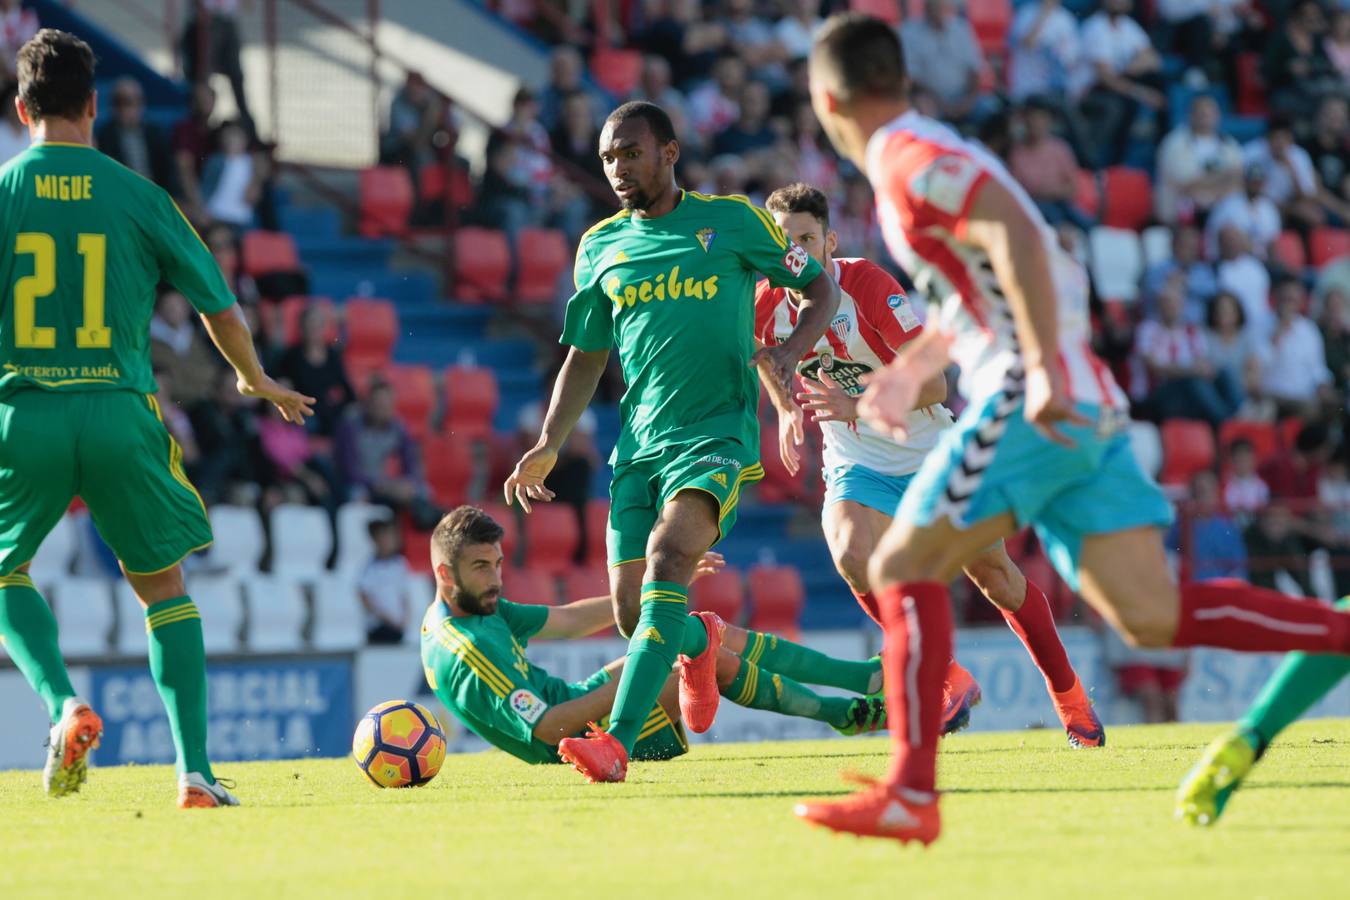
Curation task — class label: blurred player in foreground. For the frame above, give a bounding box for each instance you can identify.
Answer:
[504,101,839,782]
[0,30,312,807]
[420,507,887,765]
[796,14,1350,844]
[754,182,1101,746]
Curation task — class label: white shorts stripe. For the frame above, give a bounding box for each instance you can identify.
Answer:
[1193,606,1329,636]
[902,594,922,747]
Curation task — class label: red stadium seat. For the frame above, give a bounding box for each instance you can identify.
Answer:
[421,434,474,508]
[1160,419,1216,485]
[967,0,1012,55]
[277,295,338,346]
[1075,169,1100,220]
[515,228,569,305]
[399,515,434,574]
[385,364,436,440]
[690,568,744,626]
[485,433,521,504]
[591,49,643,96]
[1235,53,1267,117]
[343,297,399,365]
[346,354,386,398]
[442,365,499,440]
[1310,227,1350,267]
[523,504,581,575]
[849,0,902,26]
[1100,167,1153,231]
[359,166,414,238]
[502,567,559,606]
[453,227,511,303]
[241,230,299,278]
[1016,550,1074,620]
[585,498,610,566]
[747,565,805,640]
[481,502,520,560]
[1218,420,1278,463]
[418,162,474,212]
[1278,417,1305,451]
[564,566,612,603]
[1273,231,1307,271]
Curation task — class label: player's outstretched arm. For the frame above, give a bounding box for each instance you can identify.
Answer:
[753,341,805,476]
[505,346,609,512]
[200,305,316,424]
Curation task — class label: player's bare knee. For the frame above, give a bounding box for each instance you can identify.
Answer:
[966,556,1022,611]
[646,545,702,586]
[1113,605,1177,649]
[122,564,186,607]
[612,591,640,637]
[715,648,742,688]
[833,546,872,594]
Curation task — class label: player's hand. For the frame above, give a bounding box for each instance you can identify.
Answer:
[238,376,315,425]
[503,444,558,513]
[777,401,804,476]
[750,343,800,398]
[1023,363,1091,448]
[691,551,726,583]
[857,364,920,442]
[797,368,858,425]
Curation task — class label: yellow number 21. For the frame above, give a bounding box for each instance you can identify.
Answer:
[13,231,110,349]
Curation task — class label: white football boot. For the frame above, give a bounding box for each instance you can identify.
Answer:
[178,772,240,809]
[43,697,103,798]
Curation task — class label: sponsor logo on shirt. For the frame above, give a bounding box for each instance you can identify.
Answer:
[798,354,874,395]
[509,689,547,724]
[695,227,717,252]
[888,293,922,331]
[783,243,810,277]
[696,454,743,469]
[605,265,720,307]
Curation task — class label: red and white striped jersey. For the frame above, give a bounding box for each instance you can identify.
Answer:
[755,257,953,476]
[1132,320,1208,395]
[865,111,1126,408]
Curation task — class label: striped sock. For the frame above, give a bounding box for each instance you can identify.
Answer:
[145,596,213,781]
[741,628,879,694]
[723,657,853,728]
[607,581,688,752]
[0,573,76,723]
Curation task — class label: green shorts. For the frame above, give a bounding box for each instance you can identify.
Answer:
[560,668,689,762]
[0,389,213,577]
[607,437,764,567]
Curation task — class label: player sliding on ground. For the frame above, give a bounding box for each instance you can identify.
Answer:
[0,30,313,807]
[504,101,840,782]
[420,507,886,764]
[796,14,1350,845]
[754,183,1101,746]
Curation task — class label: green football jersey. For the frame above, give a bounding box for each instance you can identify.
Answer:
[420,596,576,765]
[0,142,235,399]
[561,191,824,464]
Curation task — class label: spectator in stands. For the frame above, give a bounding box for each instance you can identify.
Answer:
[257,383,342,516]
[172,82,218,224]
[1302,95,1350,219]
[204,221,260,307]
[517,391,601,564]
[1008,0,1084,105]
[1224,438,1271,522]
[689,52,745,147]
[1206,165,1281,260]
[1079,0,1165,167]
[1155,94,1244,226]
[335,378,440,529]
[1158,0,1259,81]
[1143,225,1217,322]
[900,0,988,125]
[1317,286,1350,391]
[634,55,691,141]
[832,176,882,262]
[153,370,201,475]
[180,0,255,138]
[1245,114,1324,233]
[0,0,38,84]
[708,153,750,198]
[0,80,29,166]
[472,135,533,240]
[279,305,354,438]
[1264,0,1337,120]
[713,81,776,157]
[775,0,821,63]
[96,77,176,194]
[1245,502,1316,594]
[1179,470,1249,580]
[380,71,440,171]
[150,288,221,412]
[1326,10,1350,85]
[551,90,605,185]
[359,518,415,645]
[1205,290,1266,415]
[1133,279,1241,427]
[538,46,585,131]
[635,0,728,88]
[1263,421,1332,507]
[723,0,787,86]
[792,101,839,197]
[1214,225,1274,342]
[190,368,265,506]
[975,109,1015,163]
[1009,99,1092,230]
[201,120,262,230]
[1319,452,1350,595]
[1262,277,1336,417]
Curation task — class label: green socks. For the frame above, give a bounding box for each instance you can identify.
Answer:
[0,574,76,723]
[741,629,881,695]
[145,596,214,781]
[723,657,855,729]
[608,582,690,752]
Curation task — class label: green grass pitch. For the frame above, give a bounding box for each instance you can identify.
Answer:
[2,722,1349,898]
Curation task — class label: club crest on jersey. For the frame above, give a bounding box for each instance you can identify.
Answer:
[695,227,717,252]
[612,249,629,265]
[830,315,852,342]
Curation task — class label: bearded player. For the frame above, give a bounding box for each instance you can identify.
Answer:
[503,101,840,782]
[796,14,1350,844]
[754,182,1101,746]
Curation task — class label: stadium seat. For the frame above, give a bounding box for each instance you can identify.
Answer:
[277,295,338,346]
[1127,420,1163,478]
[241,230,300,278]
[422,433,475,508]
[51,576,113,657]
[1277,417,1304,451]
[1218,419,1279,462]
[591,48,643,96]
[482,502,520,561]
[1100,167,1153,231]
[243,576,308,652]
[515,228,569,305]
[28,513,76,587]
[502,567,558,606]
[399,516,435,574]
[334,502,389,576]
[1088,227,1143,302]
[346,354,386,399]
[690,568,744,625]
[849,0,902,25]
[442,365,499,440]
[269,504,334,583]
[418,162,474,216]
[523,504,581,575]
[967,0,1012,56]
[358,166,415,238]
[385,364,437,440]
[585,498,610,566]
[1273,231,1307,272]
[186,574,244,654]
[1160,419,1216,485]
[747,565,805,640]
[564,566,611,604]
[1141,225,1173,270]
[201,505,266,577]
[113,580,148,656]
[344,297,399,366]
[453,228,511,303]
[1310,227,1350,267]
[1074,169,1100,221]
[311,573,366,651]
[1235,52,1267,117]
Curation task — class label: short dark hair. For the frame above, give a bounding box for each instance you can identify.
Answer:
[605,100,677,145]
[1205,290,1246,331]
[432,506,506,568]
[766,182,831,229]
[811,13,907,103]
[1228,437,1254,457]
[16,29,96,123]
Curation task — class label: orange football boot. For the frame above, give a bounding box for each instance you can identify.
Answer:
[558,722,629,783]
[678,611,725,733]
[1051,676,1106,748]
[795,776,941,845]
[941,659,982,736]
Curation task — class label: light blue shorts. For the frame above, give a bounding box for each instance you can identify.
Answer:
[896,391,1174,591]
[823,463,916,516]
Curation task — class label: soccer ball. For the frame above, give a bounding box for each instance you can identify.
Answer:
[352,700,447,788]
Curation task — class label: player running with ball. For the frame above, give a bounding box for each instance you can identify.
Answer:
[504,101,840,782]
[796,14,1350,844]
[753,182,1101,746]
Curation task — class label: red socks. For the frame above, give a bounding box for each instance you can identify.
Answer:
[852,589,882,627]
[877,581,951,794]
[1001,581,1077,693]
[1174,580,1350,653]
